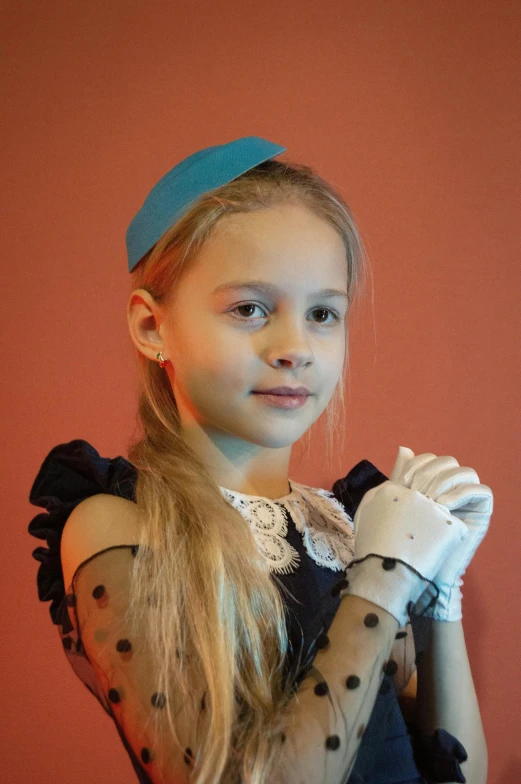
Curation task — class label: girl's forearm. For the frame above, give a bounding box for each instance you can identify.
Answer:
[411,616,487,784]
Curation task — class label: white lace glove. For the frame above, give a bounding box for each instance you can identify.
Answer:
[390,446,494,621]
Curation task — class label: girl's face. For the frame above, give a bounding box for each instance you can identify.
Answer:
[164,202,348,449]
[131,202,349,457]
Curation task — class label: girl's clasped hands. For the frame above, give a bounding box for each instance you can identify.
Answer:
[390,446,494,622]
[343,446,494,627]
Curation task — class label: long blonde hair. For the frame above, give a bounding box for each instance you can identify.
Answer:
[125,158,369,783]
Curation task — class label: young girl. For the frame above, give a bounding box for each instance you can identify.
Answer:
[28,136,492,784]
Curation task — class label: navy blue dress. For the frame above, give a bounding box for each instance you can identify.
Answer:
[28,440,467,784]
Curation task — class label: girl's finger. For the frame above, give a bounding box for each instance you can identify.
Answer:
[436,484,494,514]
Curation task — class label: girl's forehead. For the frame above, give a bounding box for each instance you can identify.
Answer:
[202,208,346,267]
[174,206,348,297]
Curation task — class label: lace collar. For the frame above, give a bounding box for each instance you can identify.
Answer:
[218,480,355,576]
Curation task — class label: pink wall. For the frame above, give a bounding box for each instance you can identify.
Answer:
[3,2,520,782]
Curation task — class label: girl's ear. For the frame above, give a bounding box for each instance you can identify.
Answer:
[126,288,165,362]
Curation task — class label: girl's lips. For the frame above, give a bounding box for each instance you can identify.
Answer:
[252,387,310,396]
[252,392,310,409]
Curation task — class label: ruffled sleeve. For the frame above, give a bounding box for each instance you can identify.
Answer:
[28,439,137,633]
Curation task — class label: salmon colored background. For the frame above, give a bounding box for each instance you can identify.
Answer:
[2,1,519,782]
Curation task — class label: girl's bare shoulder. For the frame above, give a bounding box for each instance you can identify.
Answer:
[60,493,141,591]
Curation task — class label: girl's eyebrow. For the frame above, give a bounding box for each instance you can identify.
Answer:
[212,279,349,301]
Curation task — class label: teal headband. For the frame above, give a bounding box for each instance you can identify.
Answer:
[125,135,287,272]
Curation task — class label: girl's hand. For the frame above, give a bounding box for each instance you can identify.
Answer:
[390,446,494,621]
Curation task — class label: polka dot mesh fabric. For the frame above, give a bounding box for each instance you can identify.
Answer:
[60,546,422,784]
[28,439,469,784]
[63,546,204,782]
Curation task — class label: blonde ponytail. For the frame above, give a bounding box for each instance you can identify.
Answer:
[125,158,369,783]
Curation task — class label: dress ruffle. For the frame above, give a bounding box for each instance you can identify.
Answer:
[28,439,137,632]
[409,727,468,783]
[331,456,389,516]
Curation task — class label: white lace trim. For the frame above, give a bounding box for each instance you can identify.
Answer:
[218,480,355,576]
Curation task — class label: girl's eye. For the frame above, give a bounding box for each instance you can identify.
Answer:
[229,302,341,327]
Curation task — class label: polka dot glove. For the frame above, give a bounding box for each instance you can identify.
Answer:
[345,447,469,628]
[390,447,493,622]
